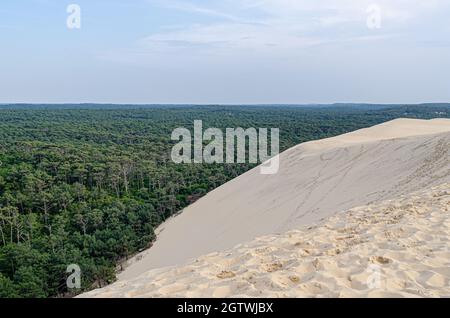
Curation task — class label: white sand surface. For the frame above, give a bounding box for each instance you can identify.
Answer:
[81,183,450,298]
[117,119,450,280]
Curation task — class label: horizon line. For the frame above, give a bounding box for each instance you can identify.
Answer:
[1,102,450,107]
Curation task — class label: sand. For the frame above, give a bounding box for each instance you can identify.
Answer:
[118,119,450,280]
[81,183,450,298]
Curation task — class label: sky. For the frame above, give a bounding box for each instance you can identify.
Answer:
[1,0,450,104]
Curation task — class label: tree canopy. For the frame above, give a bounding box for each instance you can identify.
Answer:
[0,104,448,297]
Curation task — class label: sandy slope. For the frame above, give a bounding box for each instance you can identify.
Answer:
[81,183,450,298]
[118,119,450,280]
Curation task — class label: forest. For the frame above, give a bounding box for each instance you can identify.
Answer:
[0,104,448,297]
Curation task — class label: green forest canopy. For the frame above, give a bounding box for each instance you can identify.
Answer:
[0,104,448,297]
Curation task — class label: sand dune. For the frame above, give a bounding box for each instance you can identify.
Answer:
[81,183,450,298]
[118,119,450,280]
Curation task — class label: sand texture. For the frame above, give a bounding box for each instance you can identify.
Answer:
[119,119,450,279]
[79,118,450,298]
[81,183,450,298]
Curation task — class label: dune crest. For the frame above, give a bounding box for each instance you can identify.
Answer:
[297,118,450,153]
[81,183,450,298]
[116,119,450,280]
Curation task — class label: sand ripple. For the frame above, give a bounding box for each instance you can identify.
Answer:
[81,183,450,298]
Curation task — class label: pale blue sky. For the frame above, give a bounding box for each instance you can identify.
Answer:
[1,0,450,104]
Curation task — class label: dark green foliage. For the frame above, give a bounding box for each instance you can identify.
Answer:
[0,104,448,297]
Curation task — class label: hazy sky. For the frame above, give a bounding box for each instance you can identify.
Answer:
[1,0,450,104]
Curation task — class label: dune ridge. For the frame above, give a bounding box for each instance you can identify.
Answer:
[297,118,450,153]
[118,119,450,280]
[81,182,450,298]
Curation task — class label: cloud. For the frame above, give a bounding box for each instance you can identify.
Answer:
[101,0,450,65]
[148,0,244,22]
